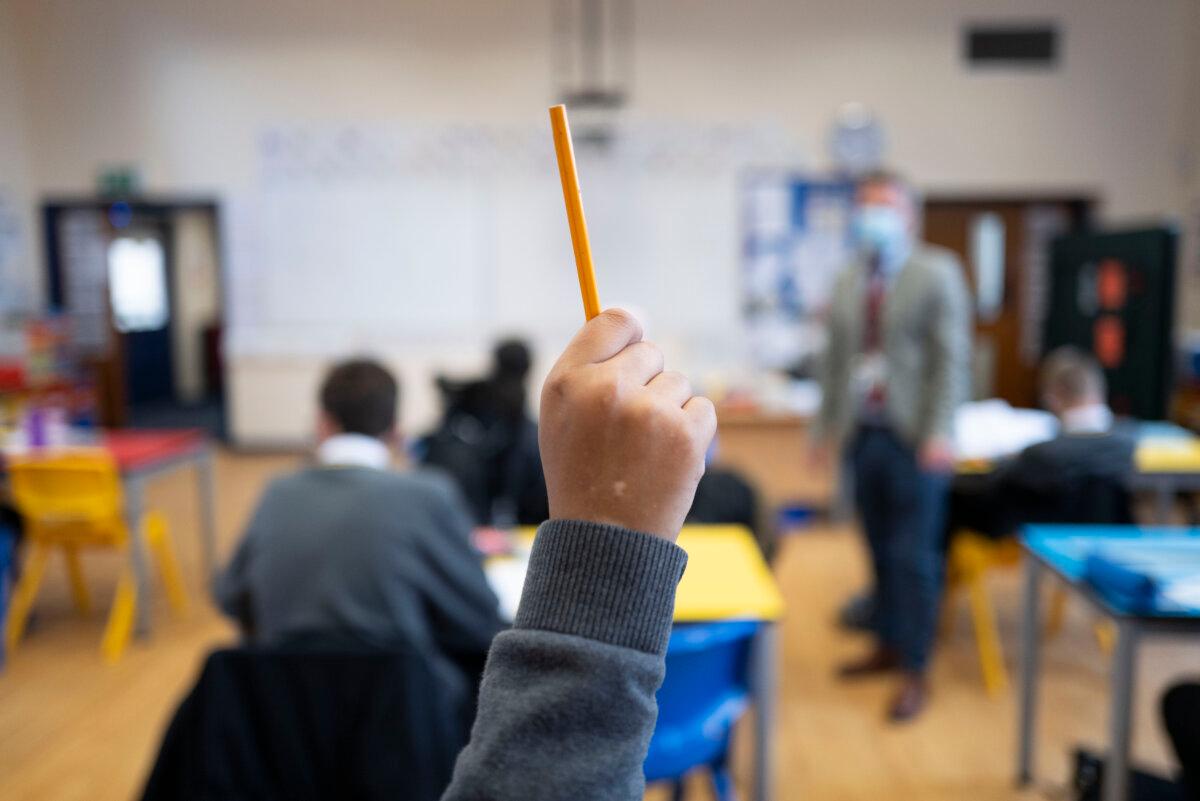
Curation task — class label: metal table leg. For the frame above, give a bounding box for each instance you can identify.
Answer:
[1017,558,1042,786]
[124,476,153,637]
[196,445,217,580]
[1103,620,1139,801]
[750,622,778,801]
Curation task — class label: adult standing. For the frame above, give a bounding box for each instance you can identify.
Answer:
[813,170,972,721]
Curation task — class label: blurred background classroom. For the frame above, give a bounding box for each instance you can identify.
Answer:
[2,0,1200,799]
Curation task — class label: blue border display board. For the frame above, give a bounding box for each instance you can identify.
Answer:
[741,173,855,369]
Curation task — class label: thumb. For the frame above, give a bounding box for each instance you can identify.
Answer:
[557,308,644,369]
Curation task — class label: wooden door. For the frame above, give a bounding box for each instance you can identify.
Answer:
[923,196,1093,408]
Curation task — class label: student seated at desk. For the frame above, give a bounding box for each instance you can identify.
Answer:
[421,338,549,526]
[163,312,715,801]
[949,346,1136,537]
[213,359,504,694]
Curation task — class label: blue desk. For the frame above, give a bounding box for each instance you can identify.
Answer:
[1017,525,1200,801]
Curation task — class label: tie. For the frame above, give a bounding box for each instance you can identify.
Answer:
[864,259,887,408]
[864,258,886,352]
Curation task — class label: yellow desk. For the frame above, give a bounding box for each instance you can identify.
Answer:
[675,526,783,801]
[1134,439,1200,522]
[505,524,784,622]
[499,524,783,801]
[1136,439,1200,472]
[673,525,785,622]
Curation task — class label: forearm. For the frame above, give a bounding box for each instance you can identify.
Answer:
[442,520,687,801]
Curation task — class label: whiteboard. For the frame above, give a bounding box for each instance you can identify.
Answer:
[225,122,799,359]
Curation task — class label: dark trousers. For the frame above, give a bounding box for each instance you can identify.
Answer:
[850,426,949,672]
[1163,682,1200,800]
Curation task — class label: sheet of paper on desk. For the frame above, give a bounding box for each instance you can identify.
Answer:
[486,556,529,623]
[954,399,1057,461]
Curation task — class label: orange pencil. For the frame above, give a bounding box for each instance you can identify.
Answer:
[549,104,602,320]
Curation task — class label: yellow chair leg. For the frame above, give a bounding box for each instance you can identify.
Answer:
[101,569,137,664]
[63,545,93,616]
[939,586,959,638]
[5,543,51,653]
[144,512,188,616]
[1044,586,1068,639]
[1094,619,1116,655]
[966,570,1009,696]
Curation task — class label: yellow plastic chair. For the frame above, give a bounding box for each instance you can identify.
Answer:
[3,452,188,663]
[943,530,1022,696]
[944,529,1115,696]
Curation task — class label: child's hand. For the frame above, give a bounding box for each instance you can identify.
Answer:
[539,308,717,542]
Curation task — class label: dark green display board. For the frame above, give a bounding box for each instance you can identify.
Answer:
[1045,227,1177,420]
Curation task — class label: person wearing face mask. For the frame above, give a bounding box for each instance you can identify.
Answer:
[812,170,972,721]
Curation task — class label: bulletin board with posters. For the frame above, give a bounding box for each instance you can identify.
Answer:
[1044,227,1178,419]
[741,173,857,369]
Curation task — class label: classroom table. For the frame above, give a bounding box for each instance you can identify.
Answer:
[2,428,216,636]
[1016,525,1200,801]
[488,524,785,801]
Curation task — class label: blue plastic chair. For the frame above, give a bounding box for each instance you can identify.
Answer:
[0,525,16,669]
[644,619,759,801]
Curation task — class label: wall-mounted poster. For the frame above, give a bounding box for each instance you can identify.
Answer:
[1045,226,1178,419]
[741,173,856,370]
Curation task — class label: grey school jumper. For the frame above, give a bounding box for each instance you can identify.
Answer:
[442,520,688,801]
[213,466,504,663]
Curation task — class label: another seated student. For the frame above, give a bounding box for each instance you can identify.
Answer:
[421,338,549,526]
[213,359,504,691]
[949,346,1136,538]
[686,437,773,560]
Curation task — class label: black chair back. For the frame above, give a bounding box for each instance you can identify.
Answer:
[141,638,467,801]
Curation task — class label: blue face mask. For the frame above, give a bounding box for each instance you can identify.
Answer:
[852,204,909,267]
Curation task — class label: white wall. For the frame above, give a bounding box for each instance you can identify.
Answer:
[1180,0,1200,331]
[6,0,1199,443]
[0,0,36,312]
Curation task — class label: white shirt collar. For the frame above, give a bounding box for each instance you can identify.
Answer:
[1060,403,1114,435]
[315,433,392,469]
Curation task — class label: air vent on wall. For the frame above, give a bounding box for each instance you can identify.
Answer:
[965,24,1059,69]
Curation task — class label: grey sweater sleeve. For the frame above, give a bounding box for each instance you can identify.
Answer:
[441,519,688,801]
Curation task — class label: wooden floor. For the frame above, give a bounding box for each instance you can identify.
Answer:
[1,450,1196,801]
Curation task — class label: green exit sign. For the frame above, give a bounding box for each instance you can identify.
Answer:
[96,166,142,197]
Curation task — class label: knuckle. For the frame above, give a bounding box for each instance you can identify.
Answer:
[667,370,692,395]
[543,370,573,402]
[616,391,653,426]
[602,307,637,332]
[586,373,623,413]
[640,340,664,361]
[662,413,694,450]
